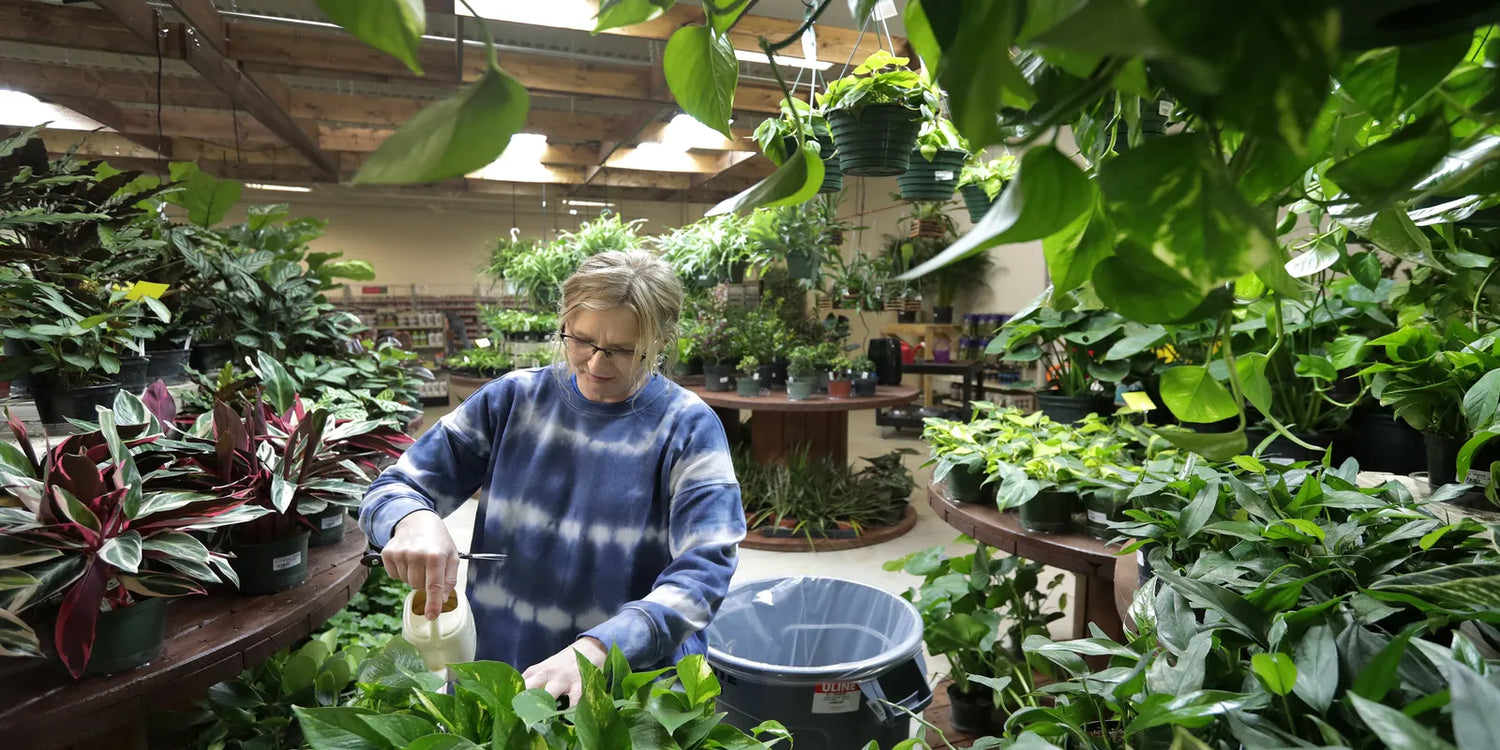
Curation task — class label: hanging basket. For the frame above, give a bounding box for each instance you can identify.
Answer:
[828,104,922,177]
[897,148,968,202]
[960,184,995,224]
[909,219,948,239]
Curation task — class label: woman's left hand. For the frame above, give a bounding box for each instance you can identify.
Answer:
[522,637,609,706]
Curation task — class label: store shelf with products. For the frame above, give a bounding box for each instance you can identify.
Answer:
[335,283,521,345]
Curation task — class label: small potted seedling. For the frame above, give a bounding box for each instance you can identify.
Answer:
[850,357,879,397]
[736,355,762,397]
[787,346,820,401]
[826,356,854,399]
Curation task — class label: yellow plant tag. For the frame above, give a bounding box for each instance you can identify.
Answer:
[1122,391,1157,412]
[126,281,169,300]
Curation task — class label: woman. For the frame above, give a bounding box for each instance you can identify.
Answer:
[360,250,745,705]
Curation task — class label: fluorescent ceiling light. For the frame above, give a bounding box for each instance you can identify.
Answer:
[245,182,312,193]
[0,89,109,131]
[564,199,614,207]
[733,48,832,71]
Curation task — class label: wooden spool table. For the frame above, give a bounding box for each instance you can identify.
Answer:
[688,384,919,466]
[0,519,370,750]
[927,480,1128,642]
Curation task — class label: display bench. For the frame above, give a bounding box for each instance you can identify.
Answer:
[689,384,919,466]
[0,521,369,750]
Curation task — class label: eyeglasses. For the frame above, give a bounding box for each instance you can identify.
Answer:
[558,332,637,361]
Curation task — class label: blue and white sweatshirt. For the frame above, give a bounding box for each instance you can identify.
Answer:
[359,366,745,671]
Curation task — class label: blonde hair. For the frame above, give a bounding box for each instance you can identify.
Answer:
[557,250,684,389]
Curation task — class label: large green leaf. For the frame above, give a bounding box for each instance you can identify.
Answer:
[1092,244,1226,323]
[1368,562,1500,615]
[254,352,299,415]
[1292,623,1337,712]
[595,0,676,33]
[1462,368,1500,432]
[663,25,737,138]
[903,0,942,72]
[98,531,142,574]
[316,0,425,74]
[353,66,529,185]
[165,163,242,228]
[706,141,823,216]
[1234,353,1273,415]
[899,146,1094,281]
[292,706,388,750]
[1043,204,1114,295]
[319,260,377,282]
[1155,565,1269,643]
[1160,365,1238,423]
[1250,652,1297,696]
[1029,0,1176,58]
[1327,113,1453,210]
[1349,693,1457,750]
[1285,243,1340,278]
[676,653,720,706]
[935,2,1031,148]
[1153,426,1248,461]
[1339,32,1472,122]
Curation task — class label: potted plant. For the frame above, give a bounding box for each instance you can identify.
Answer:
[921,409,1007,504]
[886,542,1064,735]
[826,356,854,399]
[753,97,843,194]
[0,394,265,678]
[817,51,940,177]
[735,355,761,398]
[957,155,1019,224]
[989,288,1132,423]
[849,356,878,397]
[786,346,820,401]
[897,116,971,202]
[988,412,1128,533]
[750,202,833,283]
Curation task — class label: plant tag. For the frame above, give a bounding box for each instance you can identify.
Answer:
[272,551,303,571]
[321,513,344,530]
[1466,469,1492,485]
[719,376,730,384]
[801,29,817,62]
[873,0,898,21]
[126,281,169,300]
[812,681,862,714]
[1158,99,1174,117]
[934,170,955,181]
[1087,510,1108,524]
[1122,391,1156,411]
[475,338,491,348]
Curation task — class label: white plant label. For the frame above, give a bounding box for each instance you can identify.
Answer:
[1466,469,1492,485]
[1086,510,1108,523]
[934,170,956,181]
[719,376,730,384]
[812,681,862,714]
[1158,99,1174,117]
[475,337,491,349]
[272,551,304,572]
[321,514,344,530]
[873,0,898,21]
[802,29,818,63]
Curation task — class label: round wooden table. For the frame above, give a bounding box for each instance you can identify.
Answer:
[927,480,1129,643]
[689,384,919,466]
[0,519,370,749]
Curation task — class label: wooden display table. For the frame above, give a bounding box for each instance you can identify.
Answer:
[689,384,919,466]
[0,519,370,750]
[927,480,1126,641]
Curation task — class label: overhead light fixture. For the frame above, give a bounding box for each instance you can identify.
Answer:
[245,182,312,193]
[564,199,614,207]
[569,209,579,215]
[455,0,596,29]
[0,89,110,132]
[733,48,832,71]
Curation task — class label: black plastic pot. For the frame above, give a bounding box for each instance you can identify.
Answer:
[961,184,995,224]
[898,148,968,202]
[1036,393,1116,424]
[1020,491,1075,534]
[867,337,903,387]
[725,261,749,284]
[704,364,734,392]
[945,464,992,504]
[190,341,234,373]
[1252,430,1332,462]
[116,355,150,395]
[307,506,348,547]
[79,596,169,678]
[32,381,122,425]
[771,361,788,390]
[757,364,779,391]
[786,251,819,280]
[896,310,917,323]
[1349,407,1425,474]
[852,375,878,397]
[948,683,1007,736]
[145,347,192,386]
[828,104,923,177]
[1080,489,1125,541]
[1424,432,1462,487]
[932,306,954,324]
[229,531,311,595]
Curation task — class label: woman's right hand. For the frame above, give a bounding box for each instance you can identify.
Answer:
[383,510,459,620]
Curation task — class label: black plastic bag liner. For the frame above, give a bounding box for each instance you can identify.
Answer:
[706,576,924,684]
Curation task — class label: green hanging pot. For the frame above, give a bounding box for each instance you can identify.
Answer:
[229,530,311,595]
[897,148,968,202]
[961,184,995,224]
[828,104,922,177]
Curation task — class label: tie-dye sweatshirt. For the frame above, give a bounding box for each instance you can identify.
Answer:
[359,366,745,671]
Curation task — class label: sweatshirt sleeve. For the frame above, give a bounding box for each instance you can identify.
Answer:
[358,379,509,548]
[580,406,745,667]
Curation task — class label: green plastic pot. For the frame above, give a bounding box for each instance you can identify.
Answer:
[1080,489,1125,541]
[307,506,348,547]
[945,464,992,504]
[898,148,968,202]
[79,596,169,677]
[787,251,820,280]
[961,184,994,224]
[828,104,922,177]
[230,530,311,595]
[736,377,761,397]
[1019,491,1075,534]
[787,379,815,401]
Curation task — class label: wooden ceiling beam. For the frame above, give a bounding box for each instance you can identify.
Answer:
[93,0,339,177]
[0,0,173,57]
[32,96,170,157]
[0,59,228,110]
[164,0,227,55]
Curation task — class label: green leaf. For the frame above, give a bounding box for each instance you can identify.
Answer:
[1349,693,1458,750]
[663,25,737,138]
[1251,652,1297,696]
[675,653,720,706]
[1160,365,1238,423]
[1093,245,1225,323]
[937,2,1030,148]
[403,735,481,750]
[1445,649,1500,750]
[1294,354,1338,382]
[1155,565,1268,642]
[353,66,529,185]
[360,714,442,747]
[165,163,242,228]
[1153,426,1248,461]
[1285,243,1340,278]
[319,260,377,282]
[254,352,299,415]
[1043,204,1114,295]
[1030,0,1175,58]
[903,0,941,72]
[1352,252,1384,289]
[1351,624,1418,702]
[98,530,143,574]
[292,706,388,750]
[595,0,676,34]
[1368,562,1500,615]
[1178,482,1218,540]
[706,140,823,216]
[1292,624,1337,712]
[315,0,425,74]
[900,146,1095,281]
[1235,352,1273,415]
[1463,369,1500,432]
[511,689,560,730]
[1328,113,1453,210]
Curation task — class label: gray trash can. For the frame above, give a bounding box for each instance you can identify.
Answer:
[706,577,932,750]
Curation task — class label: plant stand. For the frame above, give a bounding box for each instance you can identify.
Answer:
[690,384,918,467]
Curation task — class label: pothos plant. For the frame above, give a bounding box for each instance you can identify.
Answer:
[987,287,1141,399]
[753,97,830,166]
[958,155,1020,201]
